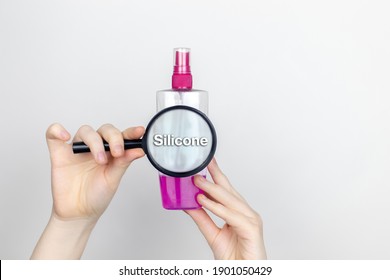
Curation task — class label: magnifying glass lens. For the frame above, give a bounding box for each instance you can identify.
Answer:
[146,107,214,176]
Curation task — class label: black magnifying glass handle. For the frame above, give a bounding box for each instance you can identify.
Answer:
[72,139,143,154]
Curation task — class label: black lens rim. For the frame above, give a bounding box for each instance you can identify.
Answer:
[142,105,217,178]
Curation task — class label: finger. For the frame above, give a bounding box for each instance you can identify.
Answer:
[119,126,145,163]
[74,125,107,164]
[208,158,245,199]
[185,208,220,246]
[105,126,145,180]
[207,158,231,187]
[197,193,245,228]
[198,194,265,256]
[122,126,145,140]
[97,124,124,158]
[194,175,256,218]
[120,126,145,162]
[46,123,72,158]
[123,147,145,163]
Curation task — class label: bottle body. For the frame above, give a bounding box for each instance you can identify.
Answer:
[157,89,208,209]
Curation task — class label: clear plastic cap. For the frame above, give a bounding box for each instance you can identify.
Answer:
[173,47,191,74]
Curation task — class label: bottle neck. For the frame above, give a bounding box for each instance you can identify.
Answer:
[172,73,193,90]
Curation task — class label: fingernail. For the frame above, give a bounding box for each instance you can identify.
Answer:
[193,175,205,186]
[97,151,106,163]
[60,130,69,140]
[113,144,123,156]
[197,194,206,202]
[137,126,145,136]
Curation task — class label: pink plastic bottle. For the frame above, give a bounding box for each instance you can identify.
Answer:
[156,48,208,210]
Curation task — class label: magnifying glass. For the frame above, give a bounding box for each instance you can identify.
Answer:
[72,105,217,177]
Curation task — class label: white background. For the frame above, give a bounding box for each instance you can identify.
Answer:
[0,0,389,259]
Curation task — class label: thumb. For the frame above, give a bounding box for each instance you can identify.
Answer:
[46,123,72,160]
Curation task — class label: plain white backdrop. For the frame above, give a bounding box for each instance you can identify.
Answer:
[0,0,389,259]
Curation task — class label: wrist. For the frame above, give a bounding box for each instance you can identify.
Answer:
[48,210,99,245]
[31,213,98,259]
[50,212,99,229]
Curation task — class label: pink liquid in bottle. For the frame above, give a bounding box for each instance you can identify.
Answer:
[159,175,206,209]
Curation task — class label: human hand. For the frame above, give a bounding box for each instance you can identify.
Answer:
[31,123,144,259]
[186,159,267,260]
[46,123,145,222]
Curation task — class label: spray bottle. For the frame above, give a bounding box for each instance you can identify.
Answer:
[156,48,208,209]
